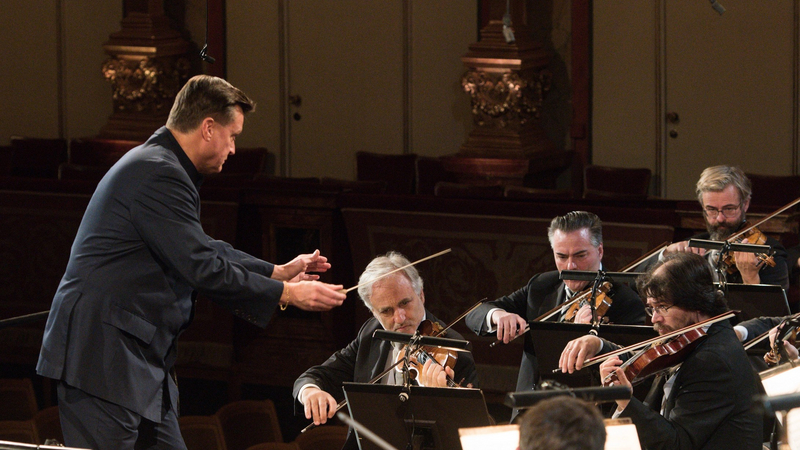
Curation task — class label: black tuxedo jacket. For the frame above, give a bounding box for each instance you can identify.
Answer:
[613,321,764,450]
[465,270,645,392]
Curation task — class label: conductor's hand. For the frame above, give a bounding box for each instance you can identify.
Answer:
[274,249,332,282]
[559,334,602,374]
[301,387,337,426]
[281,281,346,311]
[417,359,454,388]
[664,240,706,256]
[600,356,631,411]
[491,310,527,344]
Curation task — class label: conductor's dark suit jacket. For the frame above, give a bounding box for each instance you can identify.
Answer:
[293,310,479,450]
[465,270,645,392]
[37,127,284,422]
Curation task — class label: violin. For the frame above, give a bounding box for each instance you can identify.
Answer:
[575,310,735,372]
[490,243,671,349]
[764,316,800,367]
[299,299,485,434]
[604,327,707,385]
[563,281,613,323]
[721,221,776,274]
[396,319,461,387]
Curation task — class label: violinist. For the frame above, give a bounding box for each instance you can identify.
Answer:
[561,252,763,450]
[633,165,789,289]
[734,315,799,366]
[293,252,478,450]
[465,211,645,402]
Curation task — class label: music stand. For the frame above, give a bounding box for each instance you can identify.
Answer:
[527,321,657,388]
[342,383,492,450]
[722,283,790,322]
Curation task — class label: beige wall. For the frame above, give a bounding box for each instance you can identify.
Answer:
[1,1,561,183]
[0,1,121,145]
[1,1,62,143]
[591,1,658,172]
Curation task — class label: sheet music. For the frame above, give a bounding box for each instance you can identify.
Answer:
[787,409,800,450]
[604,423,642,450]
[761,365,800,397]
[458,424,519,450]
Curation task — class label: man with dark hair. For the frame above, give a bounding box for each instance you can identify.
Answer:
[465,211,645,398]
[560,252,763,450]
[294,251,479,450]
[37,75,347,450]
[635,165,788,289]
[517,396,606,450]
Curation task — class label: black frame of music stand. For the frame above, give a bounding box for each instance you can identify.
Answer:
[342,383,491,450]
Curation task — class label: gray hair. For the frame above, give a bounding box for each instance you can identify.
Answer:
[547,211,603,248]
[695,165,751,205]
[357,251,424,310]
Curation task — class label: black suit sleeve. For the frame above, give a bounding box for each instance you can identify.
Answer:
[603,283,646,325]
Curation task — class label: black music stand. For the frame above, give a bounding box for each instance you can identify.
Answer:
[342,383,492,450]
[527,322,657,388]
[722,283,790,322]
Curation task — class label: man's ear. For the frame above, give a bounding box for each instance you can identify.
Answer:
[201,117,215,141]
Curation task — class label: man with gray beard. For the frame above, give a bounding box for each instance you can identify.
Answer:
[635,165,788,289]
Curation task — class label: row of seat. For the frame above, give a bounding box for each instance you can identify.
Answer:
[180,412,346,450]
[5,137,800,204]
[0,406,61,445]
[0,379,342,450]
[0,136,274,184]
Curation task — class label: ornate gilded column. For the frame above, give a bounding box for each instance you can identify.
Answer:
[98,1,191,141]
[443,1,569,187]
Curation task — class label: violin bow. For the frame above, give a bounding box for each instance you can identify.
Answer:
[490,242,671,348]
[743,311,800,351]
[728,196,800,242]
[577,310,737,370]
[433,298,488,338]
[342,249,451,294]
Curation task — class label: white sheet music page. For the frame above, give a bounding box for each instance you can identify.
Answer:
[458,424,518,450]
[604,419,642,450]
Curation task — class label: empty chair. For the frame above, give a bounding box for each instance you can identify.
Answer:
[9,136,68,179]
[69,138,140,167]
[319,177,386,194]
[179,415,227,450]
[504,185,574,200]
[32,406,63,445]
[433,181,504,199]
[745,172,800,207]
[0,378,38,421]
[58,162,110,182]
[415,156,458,195]
[583,164,651,200]
[246,443,300,450]
[293,425,348,450]
[215,400,283,450]
[356,151,418,195]
[0,420,38,444]
[0,145,12,176]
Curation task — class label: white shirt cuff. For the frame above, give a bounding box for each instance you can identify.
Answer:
[485,308,504,332]
[297,383,321,403]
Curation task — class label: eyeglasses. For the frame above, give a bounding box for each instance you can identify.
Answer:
[703,203,741,218]
[644,304,674,317]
